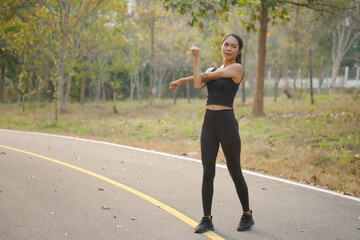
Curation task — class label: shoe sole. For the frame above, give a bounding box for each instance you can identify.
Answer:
[194,227,215,233]
[237,222,254,232]
[237,226,251,231]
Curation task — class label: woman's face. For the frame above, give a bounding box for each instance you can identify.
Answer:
[222,36,240,62]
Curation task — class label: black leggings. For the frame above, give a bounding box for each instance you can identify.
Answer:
[200,109,249,216]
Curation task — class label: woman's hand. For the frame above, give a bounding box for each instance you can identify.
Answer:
[169,79,182,91]
[191,46,200,58]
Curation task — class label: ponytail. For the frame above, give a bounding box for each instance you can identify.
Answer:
[236,52,242,64]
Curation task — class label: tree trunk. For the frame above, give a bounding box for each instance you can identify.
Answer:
[136,70,141,104]
[309,64,314,105]
[140,67,145,104]
[308,19,315,105]
[274,69,281,102]
[64,71,72,104]
[0,64,5,103]
[112,73,118,113]
[241,36,249,103]
[186,82,191,103]
[130,75,135,100]
[282,56,291,99]
[292,6,300,104]
[54,80,58,121]
[80,74,86,105]
[60,71,72,113]
[251,1,267,117]
[148,4,155,105]
[318,66,326,94]
[149,32,154,105]
[330,55,342,91]
[171,67,177,104]
[156,64,167,99]
[58,0,71,113]
[298,69,303,100]
[102,73,105,103]
[95,71,103,102]
[58,58,66,112]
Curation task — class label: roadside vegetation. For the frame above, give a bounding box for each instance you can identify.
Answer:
[1,94,359,197]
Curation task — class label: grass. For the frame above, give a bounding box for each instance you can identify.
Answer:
[1,94,359,197]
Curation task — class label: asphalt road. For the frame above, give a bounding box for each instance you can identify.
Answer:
[0,129,359,240]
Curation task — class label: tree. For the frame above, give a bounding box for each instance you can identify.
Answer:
[163,0,355,116]
[163,0,290,116]
[34,0,106,113]
[308,12,315,105]
[0,0,46,107]
[251,0,268,116]
[0,39,10,103]
[329,1,360,91]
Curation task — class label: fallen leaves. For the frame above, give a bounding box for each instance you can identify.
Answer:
[101,206,111,210]
[341,191,352,196]
[97,187,106,191]
[302,175,319,185]
[0,152,6,155]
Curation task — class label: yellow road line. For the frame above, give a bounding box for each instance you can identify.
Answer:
[0,145,225,240]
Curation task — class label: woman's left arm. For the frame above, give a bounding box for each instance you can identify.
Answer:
[202,63,244,84]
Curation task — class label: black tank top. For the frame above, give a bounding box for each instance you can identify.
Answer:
[206,67,240,108]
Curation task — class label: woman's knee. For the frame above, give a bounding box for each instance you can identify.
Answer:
[203,167,216,182]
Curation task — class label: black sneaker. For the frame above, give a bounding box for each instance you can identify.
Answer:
[237,210,254,231]
[194,216,214,233]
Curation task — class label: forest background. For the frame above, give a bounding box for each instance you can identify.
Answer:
[0,0,359,197]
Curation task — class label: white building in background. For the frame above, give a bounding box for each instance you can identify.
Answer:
[265,66,360,90]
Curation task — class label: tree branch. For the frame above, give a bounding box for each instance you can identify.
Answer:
[285,0,356,17]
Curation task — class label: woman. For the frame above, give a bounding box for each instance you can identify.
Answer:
[169,33,254,233]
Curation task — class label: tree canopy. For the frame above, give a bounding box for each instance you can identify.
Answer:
[0,0,359,118]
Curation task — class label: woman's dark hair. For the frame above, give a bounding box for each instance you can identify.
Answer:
[221,33,243,64]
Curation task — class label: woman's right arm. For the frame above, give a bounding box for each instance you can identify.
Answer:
[169,68,213,91]
[169,46,211,91]
[169,77,192,91]
[191,46,203,90]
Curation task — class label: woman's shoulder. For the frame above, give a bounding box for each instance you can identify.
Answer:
[227,63,243,70]
[218,63,242,71]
